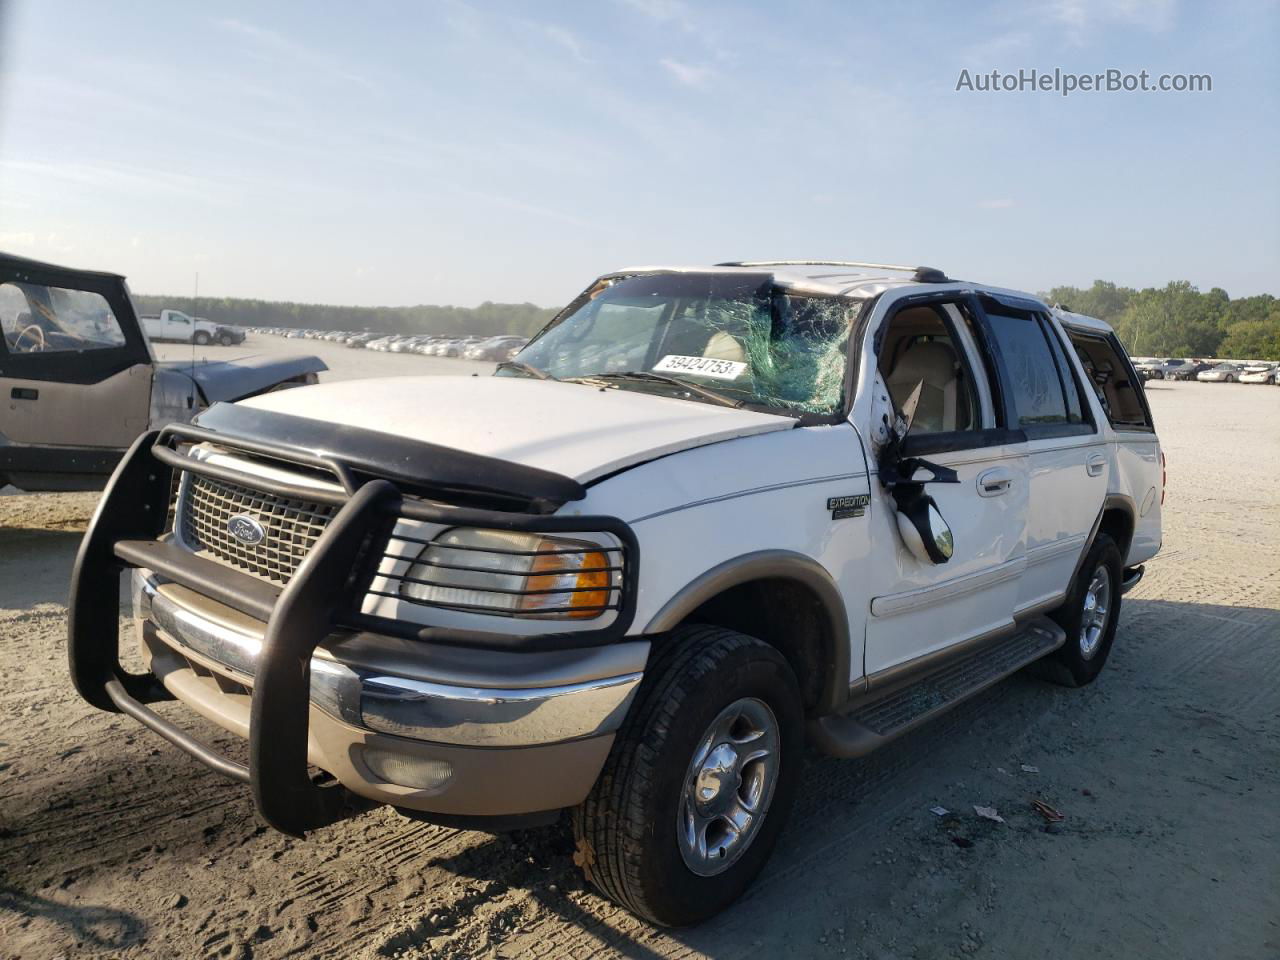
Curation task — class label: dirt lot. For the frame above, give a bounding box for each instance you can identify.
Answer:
[1,374,1277,960]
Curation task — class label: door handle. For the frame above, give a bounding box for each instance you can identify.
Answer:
[1086,455,1106,477]
[977,468,1012,497]
[10,387,38,400]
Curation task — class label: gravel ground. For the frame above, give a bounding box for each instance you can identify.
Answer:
[1,372,1277,960]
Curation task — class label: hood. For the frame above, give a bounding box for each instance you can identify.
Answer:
[158,353,327,403]
[237,375,794,483]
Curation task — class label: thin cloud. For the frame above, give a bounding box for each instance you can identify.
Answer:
[1046,0,1177,40]
[978,198,1016,209]
[618,0,694,28]
[660,58,714,87]
[213,17,379,92]
[541,25,591,63]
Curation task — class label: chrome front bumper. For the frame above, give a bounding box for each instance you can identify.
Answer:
[133,570,644,749]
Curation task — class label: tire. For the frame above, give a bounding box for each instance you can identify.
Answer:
[573,626,804,926]
[1044,533,1123,687]
[1226,375,1235,383]
[193,331,211,346]
[218,333,234,346]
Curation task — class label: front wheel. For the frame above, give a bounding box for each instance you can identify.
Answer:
[193,331,211,346]
[1044,533,1123,687]
[217,332,234,346]
[573,626,803,926]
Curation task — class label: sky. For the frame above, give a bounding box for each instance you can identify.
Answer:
[0,0,1276,308]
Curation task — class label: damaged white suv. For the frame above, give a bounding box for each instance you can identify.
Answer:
[69,261,1163,925]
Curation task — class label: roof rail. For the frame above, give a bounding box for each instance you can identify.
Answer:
[715,260,950,283]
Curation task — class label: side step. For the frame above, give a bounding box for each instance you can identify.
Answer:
[811,617,1066,759]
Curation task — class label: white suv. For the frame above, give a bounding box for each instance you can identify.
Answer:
[69,260,1162,925]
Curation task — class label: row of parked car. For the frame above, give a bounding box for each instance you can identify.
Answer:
[245,327,530,361]
[1133,357,1279,384]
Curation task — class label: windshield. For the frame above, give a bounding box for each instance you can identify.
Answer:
[507,272,860,415]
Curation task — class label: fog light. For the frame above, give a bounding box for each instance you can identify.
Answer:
[362,748,453,791]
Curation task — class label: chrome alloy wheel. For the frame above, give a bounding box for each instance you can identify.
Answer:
[1079,565,1112,659]
[676,697,780,877]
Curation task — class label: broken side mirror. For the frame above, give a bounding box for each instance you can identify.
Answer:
[893,487,955,564]
[875,378,959,564]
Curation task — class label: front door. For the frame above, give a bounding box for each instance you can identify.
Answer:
[860,295,1030,676]
[0,255,154,490]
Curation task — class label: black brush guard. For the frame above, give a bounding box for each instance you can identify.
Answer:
[67,418,639,836]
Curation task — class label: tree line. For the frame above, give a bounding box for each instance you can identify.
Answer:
[134,279,1280,360]
[1041,281,1280,360]
[130,294,560,339]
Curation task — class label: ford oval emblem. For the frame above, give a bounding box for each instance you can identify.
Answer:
[227,514,266,545]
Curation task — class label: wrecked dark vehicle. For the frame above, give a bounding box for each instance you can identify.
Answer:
[0,252,325,491]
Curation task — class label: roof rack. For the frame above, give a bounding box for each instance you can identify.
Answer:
[714,260,950,283]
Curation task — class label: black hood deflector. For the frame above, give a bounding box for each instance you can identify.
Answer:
[191,402,585,513]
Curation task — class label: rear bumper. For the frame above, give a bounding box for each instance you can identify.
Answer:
[67,424,641,835]
[1120,564,1145,595]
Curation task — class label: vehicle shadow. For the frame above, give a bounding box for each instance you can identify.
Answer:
[405,595,1280,957]
[0,527,88,608]
[0,886,147,951]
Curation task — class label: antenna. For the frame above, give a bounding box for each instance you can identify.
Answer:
[190,271,199,395]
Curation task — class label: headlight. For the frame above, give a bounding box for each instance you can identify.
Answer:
[399,528,616,619]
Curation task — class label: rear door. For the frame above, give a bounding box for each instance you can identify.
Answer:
[977,298,1107,616]
[0,256,154,490]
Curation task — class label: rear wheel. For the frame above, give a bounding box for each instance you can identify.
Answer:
[217,332,234,346]
[573,626,803,926]
[1044,533,1123,687]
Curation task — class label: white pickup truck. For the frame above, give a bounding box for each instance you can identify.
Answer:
[140,309,243,346]
[69,260,1162,926]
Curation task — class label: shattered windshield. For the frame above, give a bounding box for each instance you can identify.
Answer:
[508,273,861,416]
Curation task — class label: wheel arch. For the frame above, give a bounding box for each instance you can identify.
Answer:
[1098,494,1136,562]
[643,550,851,717]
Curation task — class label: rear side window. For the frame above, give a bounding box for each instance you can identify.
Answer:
[1068,332,1154,430]
[984,311,1070,426]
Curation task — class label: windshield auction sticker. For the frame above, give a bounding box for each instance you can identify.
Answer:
[653,355,747,380]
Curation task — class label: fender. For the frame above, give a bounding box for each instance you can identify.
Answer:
[644,549,852,716]
[1071,493,1136,586]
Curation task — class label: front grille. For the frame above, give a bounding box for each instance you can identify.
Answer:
[179,473,337,584]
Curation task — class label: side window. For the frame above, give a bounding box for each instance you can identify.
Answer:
[877,303,983,435]
[983,311,1069,426]
[0,282,126,355]
[1068,331,1153,429]
[1041,320,1089,425]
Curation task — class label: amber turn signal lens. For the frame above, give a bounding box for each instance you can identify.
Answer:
[522,546,611,618]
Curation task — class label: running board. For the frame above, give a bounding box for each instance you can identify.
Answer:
[810,617,1066,758]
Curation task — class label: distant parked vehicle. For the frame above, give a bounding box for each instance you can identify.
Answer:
[1149,358,1195,380]
[1197,362,1244,383]
[142,309,222,346]
[1168,360,1213,381]
[1239,363,1277,384]
[463,335,527,361]
[1133,357,1165,380]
